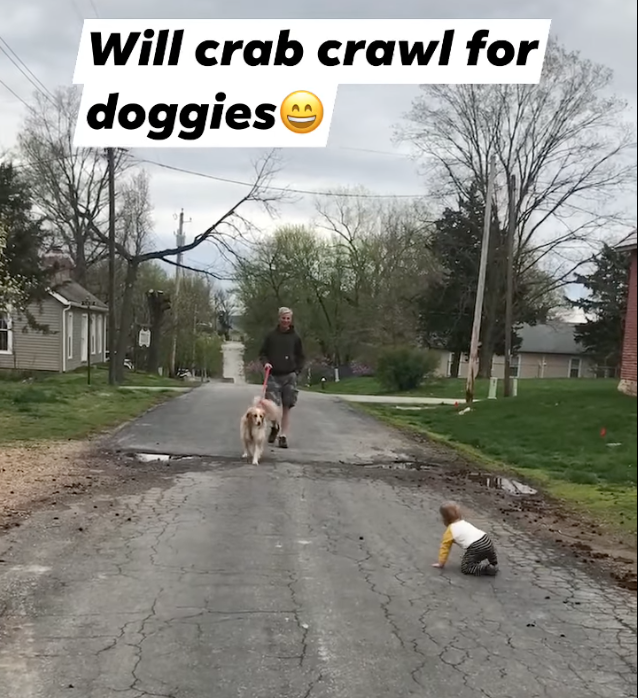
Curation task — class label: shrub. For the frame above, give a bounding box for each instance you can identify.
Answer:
[244,359,263,385]
[376,346,439,392]
[350,360,374,377]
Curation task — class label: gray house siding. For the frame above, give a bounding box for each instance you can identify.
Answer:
[1,298,107,374]
[65,307,107,371]
[0,297,64,372]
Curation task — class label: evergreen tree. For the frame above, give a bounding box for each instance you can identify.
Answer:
[417,185,485,375]
[418,184,556,376]
[572,243,630,371]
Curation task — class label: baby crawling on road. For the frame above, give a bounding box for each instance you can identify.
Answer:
[432,501,499,576]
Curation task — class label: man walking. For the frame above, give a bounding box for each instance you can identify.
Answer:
[259,307,305,449]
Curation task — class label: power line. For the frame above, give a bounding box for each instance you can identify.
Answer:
[5,151,425,198]
[6,150,635,214]
[0,35,55,102]
[330,145,412,159]
[88,0,100,18]
[134,157,426,199]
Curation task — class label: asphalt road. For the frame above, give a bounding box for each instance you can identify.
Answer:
[0,382,636,698]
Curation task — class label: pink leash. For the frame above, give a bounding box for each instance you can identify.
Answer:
[260,365,271,399]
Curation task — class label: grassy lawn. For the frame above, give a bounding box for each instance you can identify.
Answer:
[305,375,493,399]
[354,379,636,533]
[0,366,185,444]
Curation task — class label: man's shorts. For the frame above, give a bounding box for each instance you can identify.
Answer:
[266,372,298,409]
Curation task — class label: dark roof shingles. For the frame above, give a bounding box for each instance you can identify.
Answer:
[517,322,583,355]
[53,280,108,309]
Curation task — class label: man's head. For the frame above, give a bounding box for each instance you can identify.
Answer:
[278,307,293,330]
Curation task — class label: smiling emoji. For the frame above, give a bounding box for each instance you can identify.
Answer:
[280,91,324,134]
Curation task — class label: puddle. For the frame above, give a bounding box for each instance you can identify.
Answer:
[363,460,436,471]
[130,453,195,463]
[466,473,537,496]
[136,453,171,462]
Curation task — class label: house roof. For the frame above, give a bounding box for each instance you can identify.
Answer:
[615,229,637,252]
[517,322,583,355]
[52,280,108,311]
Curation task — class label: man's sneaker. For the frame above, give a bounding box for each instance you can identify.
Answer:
[268,424,279,444]
[278,435,288,449]
[484,564,498,577]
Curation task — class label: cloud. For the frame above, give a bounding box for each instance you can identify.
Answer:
[1,0,636,282]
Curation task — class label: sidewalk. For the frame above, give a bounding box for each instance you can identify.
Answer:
[330,394,466,405]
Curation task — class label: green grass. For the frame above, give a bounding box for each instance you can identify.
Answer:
[305,375,493,399]
[0,366,184,444]
[358,379,637,533]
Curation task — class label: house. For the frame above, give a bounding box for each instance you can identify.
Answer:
[432,321,596,379]
[0,250,108,373]
[616,229,637,396]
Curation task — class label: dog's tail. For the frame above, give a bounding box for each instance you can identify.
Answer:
[252,396,263,407]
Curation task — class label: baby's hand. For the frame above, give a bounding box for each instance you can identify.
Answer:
[432,563,444,569]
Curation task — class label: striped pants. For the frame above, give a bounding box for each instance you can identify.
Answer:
[461,534,498,576]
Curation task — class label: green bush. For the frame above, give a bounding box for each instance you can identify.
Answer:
[376,346,439,392]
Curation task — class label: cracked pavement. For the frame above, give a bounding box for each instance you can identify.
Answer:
[0,383,636,697]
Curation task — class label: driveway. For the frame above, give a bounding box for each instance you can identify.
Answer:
[0,382,635,698]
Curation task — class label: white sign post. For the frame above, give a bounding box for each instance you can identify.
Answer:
[138,328,151,347]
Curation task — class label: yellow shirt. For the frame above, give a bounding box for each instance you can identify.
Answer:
[438,520,486,565]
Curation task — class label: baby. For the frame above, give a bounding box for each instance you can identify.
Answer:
[432,501,499,576]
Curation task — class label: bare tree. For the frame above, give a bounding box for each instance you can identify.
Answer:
[16,86,129,285]
[314,190,437,355]
[111,171,155,372]
[396,38,637,372]
[397,39,636,252]
[118,171,153,258]
[84,152,284,381]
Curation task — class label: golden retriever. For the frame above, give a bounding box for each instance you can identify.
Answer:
[240,404,267,465]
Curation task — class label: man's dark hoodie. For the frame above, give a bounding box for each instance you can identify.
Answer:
[259,324,305,376]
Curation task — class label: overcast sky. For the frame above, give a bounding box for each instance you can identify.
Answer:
[1,0,636,288]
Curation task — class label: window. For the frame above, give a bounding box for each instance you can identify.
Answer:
[81,313,88,361]
[510,354,521,378]
[67,312,74,359]
[569,357,581,379]
[90,313,96,355]
[96,315,103,355]
[0,312,13,354]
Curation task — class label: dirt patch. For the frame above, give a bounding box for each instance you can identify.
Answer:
[0,442,213,532]
[343,437,637,594]
[0,441,102,530]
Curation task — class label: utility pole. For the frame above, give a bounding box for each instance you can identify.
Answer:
[106,147,116,386]
[503,174,516,398]
[169,209,185,377]
[465,154,497,405]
